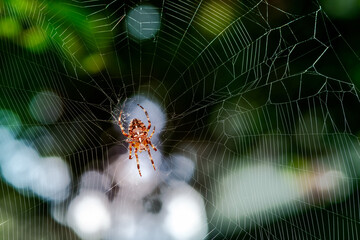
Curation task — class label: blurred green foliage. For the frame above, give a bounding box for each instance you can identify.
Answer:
[0,0,113,71]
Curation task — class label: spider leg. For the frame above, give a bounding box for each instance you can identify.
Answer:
[147,146,156,171]
[149,140,157,151]
[137,104,151,131]
[149,126,155,139]
[134,147,142,177]
[128,144,133,159]
[118,109,129,137]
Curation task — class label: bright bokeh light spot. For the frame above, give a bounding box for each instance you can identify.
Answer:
[315,170,346,191]
[67,191,111,239]
[0,127,15,150]
[21,26,48,52]
[168,154,195,182]
[196,1,238,35]
[1,141,40,189]
[0,18,21,38]
[31,156,71,202]
[0,130,71,202]
[309,169,351,202]
[29,91,63,124]
[126,4,161,40]
[163,183,207,240]
[106,197,139,240]
[0,137,23,164]
[165,196,202,239]
[215,164,303,228]
[82,53,105,74]
[106,151,162,199]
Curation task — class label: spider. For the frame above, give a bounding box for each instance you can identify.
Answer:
[118,104,157,177]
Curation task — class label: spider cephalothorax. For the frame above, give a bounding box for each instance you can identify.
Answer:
[118,104,157,176]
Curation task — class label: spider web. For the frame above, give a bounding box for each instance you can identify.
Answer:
[1,0,360,239]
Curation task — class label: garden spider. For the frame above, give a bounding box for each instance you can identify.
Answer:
[118,104,157,177]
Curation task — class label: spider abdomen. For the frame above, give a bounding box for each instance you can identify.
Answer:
[129,119,147,142]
